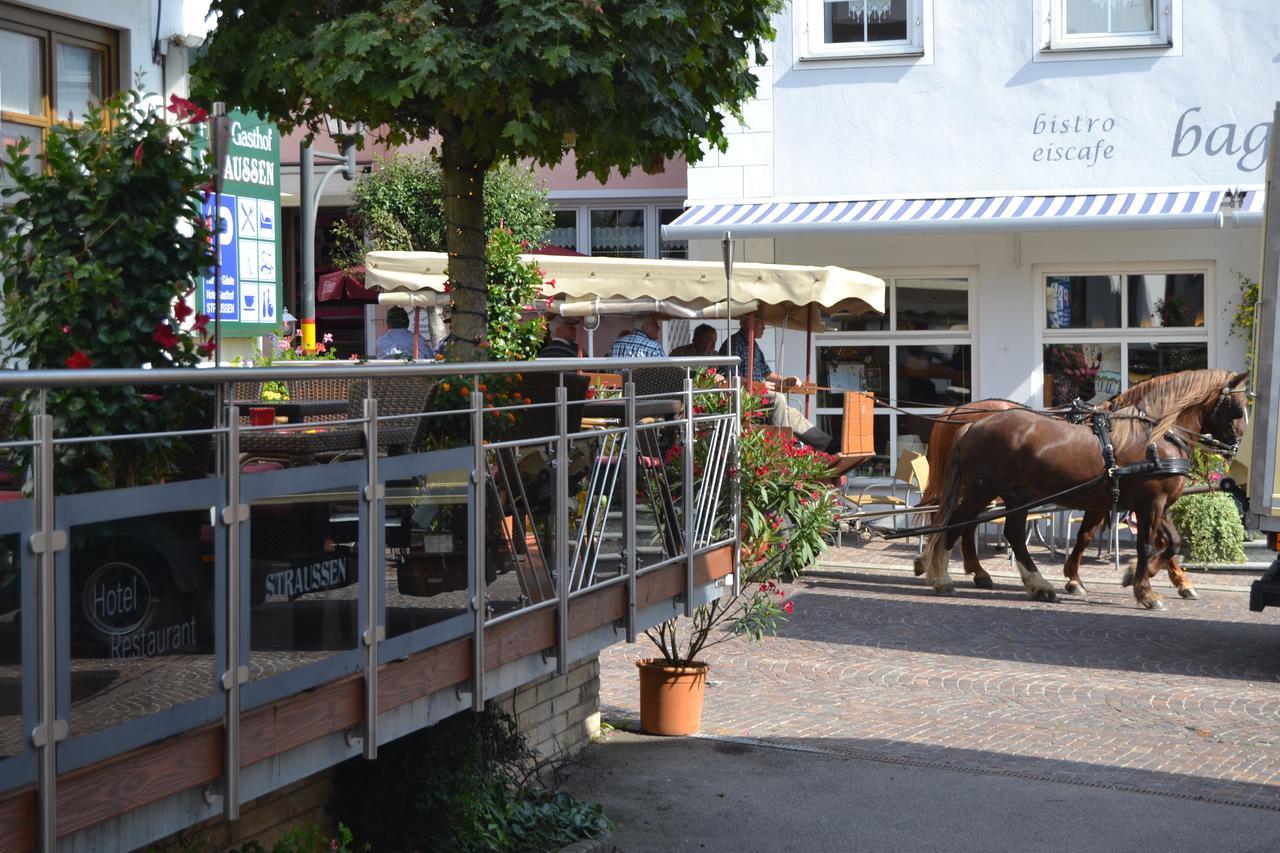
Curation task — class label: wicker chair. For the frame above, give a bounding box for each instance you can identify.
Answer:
[286,374,353,423]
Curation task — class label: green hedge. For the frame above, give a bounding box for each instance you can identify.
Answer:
[1168,492,1246,563]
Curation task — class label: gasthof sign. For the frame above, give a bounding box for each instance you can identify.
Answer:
[200,110,281,336]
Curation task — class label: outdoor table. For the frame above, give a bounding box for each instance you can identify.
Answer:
[232,399,348,423]
[580,398,682,423]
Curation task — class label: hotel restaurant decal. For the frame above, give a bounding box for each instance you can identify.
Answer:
[200,110,282,335]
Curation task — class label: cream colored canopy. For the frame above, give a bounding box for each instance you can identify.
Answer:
[363,250,886,318]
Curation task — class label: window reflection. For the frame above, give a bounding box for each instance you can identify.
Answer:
[1043,343,1121,406]
[896,345,971,406]
[1127,273,1205,329]
[1046,275,1121,329]
[55,43,104,122]
[896,278,968,331]
[1128,343,1207,384]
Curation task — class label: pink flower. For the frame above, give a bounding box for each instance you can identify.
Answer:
[295,346,305,355]
[133,143,144,166]
[783,601,795,615]
[323,332,334,343]
[64,351,93,369]
[61,325,70,334]
[315,343,327,354]
[142,392,164,402]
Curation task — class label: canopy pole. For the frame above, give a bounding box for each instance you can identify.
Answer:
[805,304,815,419]
[413,307,421,359]
[721,232,734,357]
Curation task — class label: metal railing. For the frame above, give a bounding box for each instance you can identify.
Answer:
[0,356,739,851]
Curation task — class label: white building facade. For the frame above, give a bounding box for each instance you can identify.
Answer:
[666,0,1277,472]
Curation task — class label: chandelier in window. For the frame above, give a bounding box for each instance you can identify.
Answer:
[847,0,893,22]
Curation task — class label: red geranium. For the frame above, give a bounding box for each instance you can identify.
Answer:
[64,350,93,369]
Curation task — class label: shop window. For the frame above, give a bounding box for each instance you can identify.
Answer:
[803,0,925,60]
[0,4,116,177]
[814,274,973,475]
[1044,0,1171,52]
[1041,268,1207,407]
[589,208,645,258]
[658,208,688,259]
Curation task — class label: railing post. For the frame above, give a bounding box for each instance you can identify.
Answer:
[731,372,742,592]
[31,394,66,853]
[555,382,569,675]
[221,405,248,820]
[682,373,695,617]
[361,390,382,758]
[471,374,486,711]
[624,374,637,643]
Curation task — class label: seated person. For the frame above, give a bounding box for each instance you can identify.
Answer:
[670,323,718,357]
[538,317,581,358]
[722,315,835,453]
[608,314,667,359]
[375,306,433,359]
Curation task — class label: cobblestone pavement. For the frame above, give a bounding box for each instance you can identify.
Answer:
[599,541,1280,810]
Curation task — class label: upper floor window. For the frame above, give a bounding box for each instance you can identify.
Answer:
[801,0,925,61]
[1045,0,1171,52]
[0,3,116,174]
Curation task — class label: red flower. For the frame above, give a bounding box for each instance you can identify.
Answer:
[64,351,93,369]
[152,322,179,349]
[61,325,70,334]
[196,340,216,357]
[166,94,207,123]
[783,601,795,615]
[192,313,211,333]
[133,143,144,166]
[142,393,164,402]
[174,300,192,321]
[315,343,327,353]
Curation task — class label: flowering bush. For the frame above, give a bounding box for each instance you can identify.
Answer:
[268,328,340,362]
[647,379,839,664]
[419,373,534,448]
[0,89,216,491]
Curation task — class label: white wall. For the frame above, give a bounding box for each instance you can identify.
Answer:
[695,1,1278,200]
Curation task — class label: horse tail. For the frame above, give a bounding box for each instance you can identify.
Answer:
[919,423,971,583]
[920,410,956,514]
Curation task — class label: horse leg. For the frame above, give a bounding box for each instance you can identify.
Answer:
[1004,506,1057,603]
[961,526,994,589]
[1063,510,1104,595]
[920,492,992,596]
[1130,505,1165,611]
[1157,517,1197,599]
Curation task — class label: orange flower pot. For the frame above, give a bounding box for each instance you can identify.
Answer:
[637,658,709,736]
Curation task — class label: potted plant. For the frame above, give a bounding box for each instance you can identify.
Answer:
[638,380,839,735]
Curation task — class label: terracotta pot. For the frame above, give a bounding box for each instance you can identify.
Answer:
[637,658,709,736]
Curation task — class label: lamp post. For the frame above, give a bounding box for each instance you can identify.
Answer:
[299,118,361,353]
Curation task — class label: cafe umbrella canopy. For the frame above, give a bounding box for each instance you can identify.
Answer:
[362,250,887,359]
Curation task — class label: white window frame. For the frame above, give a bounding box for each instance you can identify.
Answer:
[1042,0,1172,53]
[798,0,927,63]
[811,269,977,472]
[549,195,687,259]
[1035,261,1213,407]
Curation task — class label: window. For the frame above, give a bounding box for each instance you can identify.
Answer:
[589,208,645,258]
[545,209,577,252]
[658,208,688,259]
[801,0,926,61]
[1044,0,1171,52]
[814,275,973,475]
[0,4,116,172]
[1041,268,1207,406]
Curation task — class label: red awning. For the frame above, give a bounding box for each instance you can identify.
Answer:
[317,267,379,303]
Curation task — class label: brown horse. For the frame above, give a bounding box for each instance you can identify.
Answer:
[919,397,1199,599]
[919,370,1247,609]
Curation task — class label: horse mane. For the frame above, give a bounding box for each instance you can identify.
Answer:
[1105,369,1236,448]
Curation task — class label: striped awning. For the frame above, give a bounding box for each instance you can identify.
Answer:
[662,188,1265,239]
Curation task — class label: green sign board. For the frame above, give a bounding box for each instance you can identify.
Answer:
[200,110,281,336]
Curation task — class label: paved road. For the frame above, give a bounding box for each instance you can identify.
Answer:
[577,542,1280,849]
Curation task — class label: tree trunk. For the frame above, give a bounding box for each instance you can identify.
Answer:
[440,131,491,362]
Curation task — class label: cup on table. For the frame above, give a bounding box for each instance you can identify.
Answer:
[249,407,275,427]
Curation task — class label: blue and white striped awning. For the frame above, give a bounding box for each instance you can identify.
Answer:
[662,188,1265,240]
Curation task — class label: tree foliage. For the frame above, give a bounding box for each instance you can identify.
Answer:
[0,90,216,492]
[193,0,781,357]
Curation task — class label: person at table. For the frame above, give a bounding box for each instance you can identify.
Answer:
[375,306,433,359]
[539,317,581,358]
[608,314,667,359]
[670,323,718,357]
[722,314,835,453]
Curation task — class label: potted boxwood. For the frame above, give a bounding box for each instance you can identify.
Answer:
[638,380,839,735]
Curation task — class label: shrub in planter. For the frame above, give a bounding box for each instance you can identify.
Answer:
[1169,492,1246,564]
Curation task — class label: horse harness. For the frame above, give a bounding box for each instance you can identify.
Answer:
[1071,399,1192,513]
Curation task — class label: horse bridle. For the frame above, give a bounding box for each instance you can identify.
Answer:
[1176,384,1248,461]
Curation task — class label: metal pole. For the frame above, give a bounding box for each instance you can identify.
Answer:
[221,405,247,820]
[211,103,228,367]
[731,372,742,592]
[555,383,569,674]
[682,373,696,617]
[300,144,316,354]
[362,390,381,758]
[32,395,64,853]
[721,232,734,349]
[624,374,638,643]
[471,375,487,710]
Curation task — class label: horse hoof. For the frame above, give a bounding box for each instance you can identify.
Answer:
[1120,568,1134,587]
[1141,598,1166,611]
[972,574,994,590]
[1064,581,1088,595]
[932,583,956,596]
[913,557,926,577]
[1178,587,1199,600]
[1029,589,1057,603]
